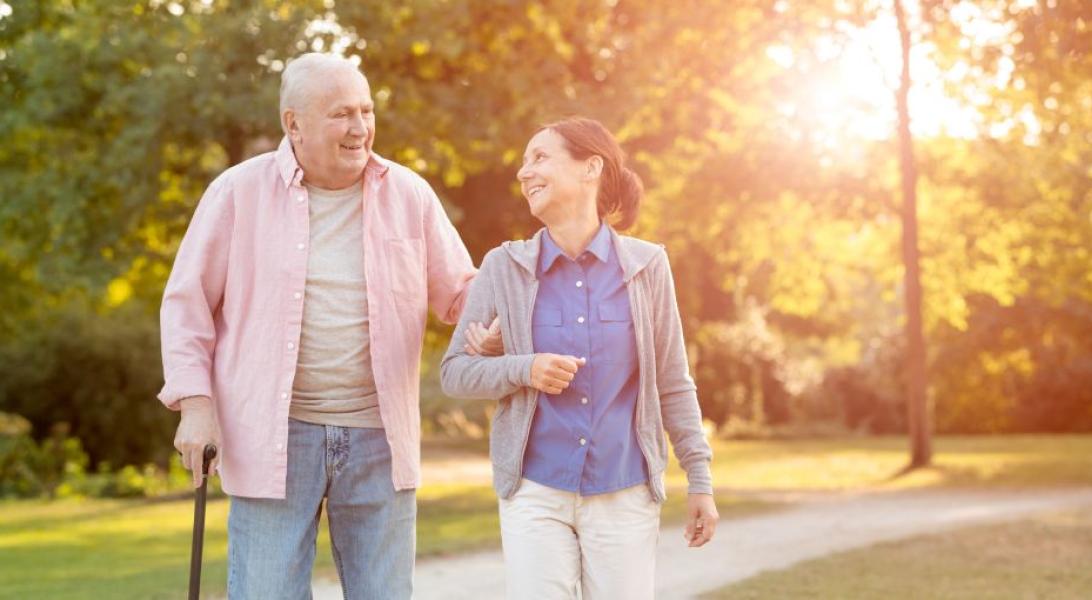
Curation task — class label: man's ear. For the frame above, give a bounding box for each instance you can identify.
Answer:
[585,155,604,181]
[282,110,301,141]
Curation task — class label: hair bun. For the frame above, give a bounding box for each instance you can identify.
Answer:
[611,167,643,230]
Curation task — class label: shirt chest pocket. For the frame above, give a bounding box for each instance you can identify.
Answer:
[385,238,426,302]
[531,307,566,355]
[597,301,636,363]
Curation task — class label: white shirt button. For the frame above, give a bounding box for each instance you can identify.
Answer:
[581,397,589,405]
[577,316,585,324]
[296,242,305,250]
[576,281,583,288]
[287,342,295,350]
[276,443,284,450]
[579,438,587,446]
[296,195,305,204]
[293,292,302,300]
[580,356,586,362]
[280,392,288,400]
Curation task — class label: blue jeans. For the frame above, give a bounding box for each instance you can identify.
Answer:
[227,419,416,599]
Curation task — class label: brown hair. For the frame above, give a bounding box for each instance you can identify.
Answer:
[540,117,643,230]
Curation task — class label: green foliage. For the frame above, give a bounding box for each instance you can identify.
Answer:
[0,0,1089,452]
[933,295,1092,434]
[0,300,172,469]
[0,410,193,499]
[693,302,795,430]
[0,0,328,316]
[0,413,85,498]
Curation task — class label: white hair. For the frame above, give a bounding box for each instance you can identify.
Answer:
[279,53,366,130]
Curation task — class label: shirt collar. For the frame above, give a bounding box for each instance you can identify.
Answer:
[275,135,391,189]
[539,221,612,273]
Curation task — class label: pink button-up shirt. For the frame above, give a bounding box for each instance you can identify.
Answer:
[158,137,475,498]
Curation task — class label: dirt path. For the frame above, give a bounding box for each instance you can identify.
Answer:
[310,487,1092,599]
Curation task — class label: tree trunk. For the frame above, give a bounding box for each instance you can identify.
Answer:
[894,0,932,467]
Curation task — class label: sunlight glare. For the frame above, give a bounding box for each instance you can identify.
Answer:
[776,1,1022,144]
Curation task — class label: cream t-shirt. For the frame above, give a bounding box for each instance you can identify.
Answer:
[290,178,382,429]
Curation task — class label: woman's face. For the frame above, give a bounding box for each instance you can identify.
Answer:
[517,128,593,223]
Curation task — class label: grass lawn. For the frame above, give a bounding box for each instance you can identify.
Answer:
[0,483,770,599]
[669,434,1092,491]
[706,506,1092,599]
[4,434,1090,599]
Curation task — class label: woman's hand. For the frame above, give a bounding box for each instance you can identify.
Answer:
[684,493,719,547]
[529,354,585,395]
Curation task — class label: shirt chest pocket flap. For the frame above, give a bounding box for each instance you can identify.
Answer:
[530,307,565,355]
[532,307,563,327]
[598,302,631,323]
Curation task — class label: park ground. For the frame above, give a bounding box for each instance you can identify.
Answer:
[3,435,1092,599]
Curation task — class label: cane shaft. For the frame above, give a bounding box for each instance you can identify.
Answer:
[188,445,216,600]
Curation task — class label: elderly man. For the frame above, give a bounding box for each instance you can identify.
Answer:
[159,53,488,598]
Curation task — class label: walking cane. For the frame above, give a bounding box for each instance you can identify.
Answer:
[189,444,217,600]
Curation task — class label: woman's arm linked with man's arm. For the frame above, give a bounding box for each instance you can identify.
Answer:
[440,249,586,400]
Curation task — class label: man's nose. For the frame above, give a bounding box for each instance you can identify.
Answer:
[348,113,367,134]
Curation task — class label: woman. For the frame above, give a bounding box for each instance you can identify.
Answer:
[440,117,717,599]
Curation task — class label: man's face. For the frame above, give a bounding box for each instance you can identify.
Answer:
[287,69,375,189]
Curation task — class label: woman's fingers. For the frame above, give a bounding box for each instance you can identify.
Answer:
[531,354,589,394]
[690,515,715,546]
[699,516,717,544]
[548,368,575,383]
[684,496,719,547]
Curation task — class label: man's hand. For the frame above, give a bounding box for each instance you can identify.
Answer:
[684,493,719,547]
[529,354,585,395]
[174,396,222,488]
[464,317,504,356]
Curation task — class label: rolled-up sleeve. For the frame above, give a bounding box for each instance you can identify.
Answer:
[157,176,234,410]
[419,180,476,324]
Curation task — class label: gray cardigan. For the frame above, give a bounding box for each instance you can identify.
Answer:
[440,227,713,502]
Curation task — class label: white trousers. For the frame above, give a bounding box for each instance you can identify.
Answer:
[499,478,661,600]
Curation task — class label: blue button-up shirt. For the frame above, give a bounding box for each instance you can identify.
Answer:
[522,223,648,495]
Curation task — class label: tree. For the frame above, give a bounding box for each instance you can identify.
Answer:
[894,0,932,466]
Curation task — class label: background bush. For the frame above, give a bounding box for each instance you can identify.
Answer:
[0,300,175,470]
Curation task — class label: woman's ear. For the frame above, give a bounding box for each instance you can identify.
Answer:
[585,155,604,181]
